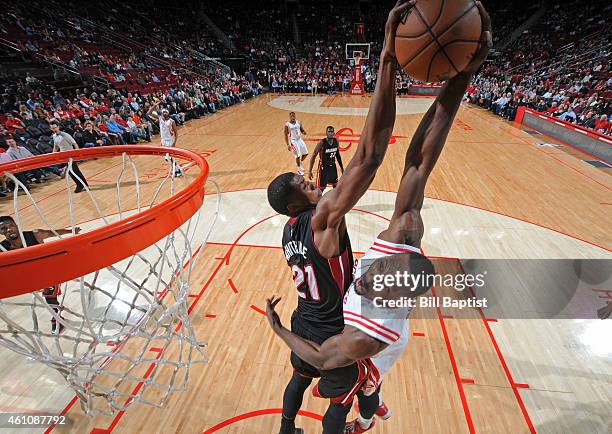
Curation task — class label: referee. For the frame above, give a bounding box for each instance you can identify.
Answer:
[50,123,89,193]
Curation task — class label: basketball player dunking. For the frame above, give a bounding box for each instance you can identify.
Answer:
[308,126,344,190]
[148,103,183,177]
[0,215,81,334]
[284,112,309,175]
[267,2,418,433]
[266,2,492,433]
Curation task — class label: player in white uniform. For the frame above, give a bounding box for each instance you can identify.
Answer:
[147,103,183,177]
[284,111,308,175]
[265,4,491,431]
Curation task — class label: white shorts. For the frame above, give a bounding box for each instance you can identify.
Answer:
[289,139,308,157]
[362,323,409,395]
[161,137,175,147]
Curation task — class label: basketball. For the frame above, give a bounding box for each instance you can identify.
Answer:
[395,0,483,82]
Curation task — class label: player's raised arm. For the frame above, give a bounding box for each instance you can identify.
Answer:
[381,2,491,245]
[147,103,160,121]
[313,0,416,231]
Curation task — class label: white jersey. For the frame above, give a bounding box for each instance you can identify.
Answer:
[159,117,175,146]
[343,238,420,393]
[286,120,302,141]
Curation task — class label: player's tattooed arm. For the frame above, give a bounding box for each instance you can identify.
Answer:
[266,297,382,370]
[308,140,324,180]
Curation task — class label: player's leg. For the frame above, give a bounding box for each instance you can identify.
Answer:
[328,165,338,189]
[297,140,308,175]
[292,142,304,175]
[280,370,312,434]
[322,402,352,434]
[347,388,382,432]
[354,386,390,421]
[317,164,327,190]
[68,162,88,193]
[43,286,63,335]
[280,314,319,434]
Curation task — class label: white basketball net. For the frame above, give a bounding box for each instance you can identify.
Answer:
[0,153,219,415]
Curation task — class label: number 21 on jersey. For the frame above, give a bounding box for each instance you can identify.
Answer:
[291,264,320,301]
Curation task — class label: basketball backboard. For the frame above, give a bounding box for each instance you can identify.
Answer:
[345,43,371,61]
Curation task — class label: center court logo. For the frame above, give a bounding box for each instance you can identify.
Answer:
[305,127,407,151]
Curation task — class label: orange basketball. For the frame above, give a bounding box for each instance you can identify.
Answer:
[395,0,482,83]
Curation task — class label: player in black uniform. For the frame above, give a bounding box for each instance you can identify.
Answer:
[267,2,416,433]
[0,215,80,334]
[308,126,344,190]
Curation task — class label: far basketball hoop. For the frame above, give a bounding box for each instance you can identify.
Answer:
[346,43,370,96]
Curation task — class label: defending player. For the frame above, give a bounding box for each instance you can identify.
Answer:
[284,112,309,175]
[147,103,183,177]
[308,126,344,190]
[266,3,492,433]
[0,215,81,334]
[267,1,417,433]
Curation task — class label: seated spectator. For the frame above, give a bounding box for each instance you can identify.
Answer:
[81,122,107,147]
[129,111,152,141]
[558,108,577,123]
[5,138,46,184]
[104,114,135,144]
[594,115,610,135]
[126,116,151,142]
[97,120,122,145]
[4,114,26,135]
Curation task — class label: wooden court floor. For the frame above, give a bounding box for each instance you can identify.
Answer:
[0,93,610,434]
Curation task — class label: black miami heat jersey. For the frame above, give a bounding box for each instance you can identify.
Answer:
[319,138,340,167]
[282,209,353,340]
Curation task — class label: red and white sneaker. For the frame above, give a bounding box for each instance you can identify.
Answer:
[344,418,376,433]
[353,400,392,420]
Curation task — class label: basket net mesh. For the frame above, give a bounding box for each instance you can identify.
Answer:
[0,152,217,415]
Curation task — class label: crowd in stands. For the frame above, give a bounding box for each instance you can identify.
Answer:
[1,0,611,199]
[0,70,262,196]
[466,0,611,135]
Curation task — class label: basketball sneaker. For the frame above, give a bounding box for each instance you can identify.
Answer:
[344,418,376,433]
[353,400,392,420]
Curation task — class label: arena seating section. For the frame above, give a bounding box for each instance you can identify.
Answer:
[0,0,610,186]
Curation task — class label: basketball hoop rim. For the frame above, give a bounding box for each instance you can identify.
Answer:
[0,146,209,297]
